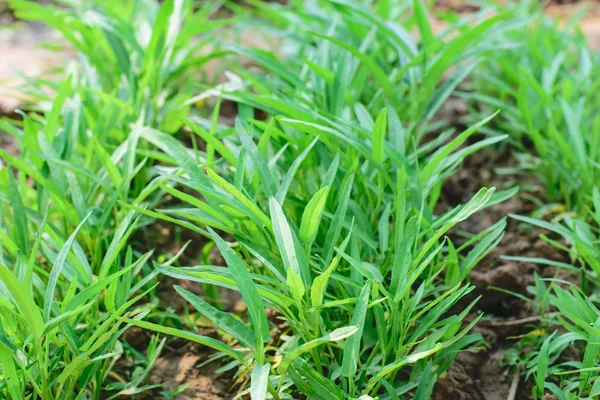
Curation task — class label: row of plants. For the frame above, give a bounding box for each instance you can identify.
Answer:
[129,1,525,398]
[1,0,600,399]
[1,0,231,398]
[465,2,600,399]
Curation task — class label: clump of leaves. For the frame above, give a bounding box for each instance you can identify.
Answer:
[7,0,233,133]
[464,2,599,214]
[457,3,600,396]
[0,204,157,399]
[124,1,518,397]
[506,207,600,398]
[0,0,235,397]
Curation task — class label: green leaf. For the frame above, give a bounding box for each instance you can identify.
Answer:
[372,108,387,164]
[367,343,442,393]
[208,228,270,344]
[92,136,123,188]
[175,285,256,349]
[279,326,359,375]
[0,261,43,338]
[289,358,345,400]
[413,0,434,47]
[43,301,94,336]
[337,250,383,283]
[536,333,553,395]
[122,318,244,361]
[7,169,28,254]
[420,112,498,182]
[208,169,272,229]
[270,197,309,286]
[322,173,354,264]
[139,126,208,185]
[238,120,277,197]
[99,210,138,279]
[590,377,600,397]
[299,186,329,246]
[185,117,237,166]
[579,318,600,392]
[44,212,92,322]
[341,281,371,378]
[275,136,319,204]
[0,341,22,399]
[251,362,270,400]
[45,74,72,141]
[310,224,353,308]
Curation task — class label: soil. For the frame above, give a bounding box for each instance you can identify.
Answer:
[147,343,231,400]
[0,19,60,114]
[118,327,235,400]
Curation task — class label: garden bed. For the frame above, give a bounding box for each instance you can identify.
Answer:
[1,1,600,400]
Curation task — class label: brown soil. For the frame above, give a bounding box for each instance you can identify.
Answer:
[117,327,235,400]
[147,345,232,400]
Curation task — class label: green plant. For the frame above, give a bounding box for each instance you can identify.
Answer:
[523,283,600,400]
[0,1,235,397]
[130,125,507,397]
[464,2,599,214]
[457,3,600,396]
[7,0,593,398]
[0,85,154,277]
[0,209,156,399]
[0,72,159,399]
[7,0,232,133]
[500,203,600,398]
[117,2,522,397]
